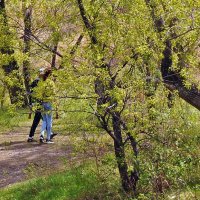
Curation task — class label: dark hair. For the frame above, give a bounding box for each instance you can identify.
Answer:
[43,68,52,81]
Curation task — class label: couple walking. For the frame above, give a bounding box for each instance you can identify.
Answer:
[27,67,57,144]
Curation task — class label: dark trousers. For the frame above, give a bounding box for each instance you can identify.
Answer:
[29,111,42,138]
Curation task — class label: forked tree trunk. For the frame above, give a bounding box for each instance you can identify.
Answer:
[77,0,139,194]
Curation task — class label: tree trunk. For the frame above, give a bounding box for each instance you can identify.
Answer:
[145,0,200,111]
[77,0,139,194]
[113,111,140,194]
[51,44,58,69]
[161,39,200,110]
[0,0,5,16]
[0,0,24,105]
[77,0,97,44]
[0,85,6,108]
[23,5,32,105]
[2,59,22,104]
[112,111,132,192]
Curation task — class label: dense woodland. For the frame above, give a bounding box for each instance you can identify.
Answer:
[0,0,200,199]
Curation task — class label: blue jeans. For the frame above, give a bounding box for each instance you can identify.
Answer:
[41,102,52,140]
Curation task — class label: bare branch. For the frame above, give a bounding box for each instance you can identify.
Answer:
[30,33,63,57]
[170,27,200,40]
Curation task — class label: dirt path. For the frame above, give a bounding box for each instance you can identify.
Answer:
[0,126,72,188]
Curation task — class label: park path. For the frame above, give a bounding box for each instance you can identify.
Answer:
[0,125,72,188]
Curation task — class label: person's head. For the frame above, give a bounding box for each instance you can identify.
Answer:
[39,67,52,81]
[39,67,46,77]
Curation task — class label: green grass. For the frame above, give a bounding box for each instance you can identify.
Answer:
[0,108,30,133]
[0,165,100,200]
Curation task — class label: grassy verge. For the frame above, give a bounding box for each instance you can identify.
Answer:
[0,165,101,200]
[0,155,199,200]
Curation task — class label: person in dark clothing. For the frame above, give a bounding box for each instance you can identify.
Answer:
[27,111,42,142]
[27,68,57,142]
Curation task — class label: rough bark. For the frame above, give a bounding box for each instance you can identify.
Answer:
[112,111,133,192]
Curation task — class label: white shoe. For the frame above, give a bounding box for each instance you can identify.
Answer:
[46,140,54,144]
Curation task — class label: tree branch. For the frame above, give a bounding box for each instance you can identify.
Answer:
[77,0,98,44]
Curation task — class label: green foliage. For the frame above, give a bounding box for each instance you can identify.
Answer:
[134,100,200,198]
[0,0,200,198]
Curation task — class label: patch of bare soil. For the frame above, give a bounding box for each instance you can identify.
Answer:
[0,126,72,188]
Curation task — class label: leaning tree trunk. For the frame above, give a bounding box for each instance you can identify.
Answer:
[145,0,200,111]
[161,39,200,110]
[0,0,25,105]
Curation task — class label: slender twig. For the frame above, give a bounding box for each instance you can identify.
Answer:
[56,95,97,99]
[170,27,200,40]
[30,33,63,57]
